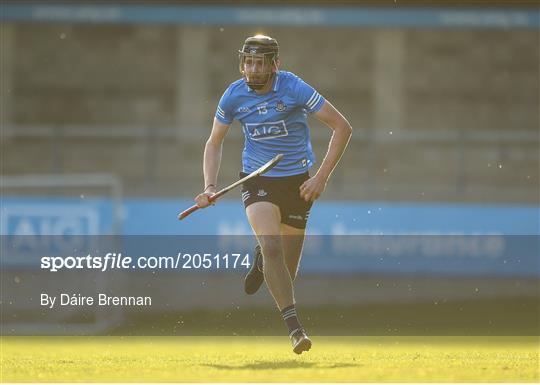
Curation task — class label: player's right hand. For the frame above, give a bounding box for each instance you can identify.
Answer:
[195,192,215,208]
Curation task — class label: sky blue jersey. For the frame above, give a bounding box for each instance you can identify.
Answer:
[215,71,325,177]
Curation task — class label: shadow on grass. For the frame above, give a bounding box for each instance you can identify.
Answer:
[203,360,358,370]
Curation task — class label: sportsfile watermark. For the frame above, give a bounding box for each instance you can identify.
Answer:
[40,252,251,272]
[2,235,538,336]
[2,234,538,276]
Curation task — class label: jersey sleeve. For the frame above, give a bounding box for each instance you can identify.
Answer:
[295,77,326,113]
[215,86,234,124]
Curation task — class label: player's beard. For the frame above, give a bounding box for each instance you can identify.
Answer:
[246,72,273,90]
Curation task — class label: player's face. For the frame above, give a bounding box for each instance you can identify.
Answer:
[241,54,274,84]
[239,50,278,90]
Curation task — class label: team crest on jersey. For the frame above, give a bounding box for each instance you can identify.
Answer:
[245,120,288,141]
[275,100,287,112]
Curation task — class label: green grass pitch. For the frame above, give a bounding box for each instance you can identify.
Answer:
[1,336,538,382]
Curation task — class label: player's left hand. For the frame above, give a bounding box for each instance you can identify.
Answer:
[299,174,328,202]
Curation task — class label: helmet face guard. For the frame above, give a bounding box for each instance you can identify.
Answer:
[238,35,279,90]
[238,51,277,90]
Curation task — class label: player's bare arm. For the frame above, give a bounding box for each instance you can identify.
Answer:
[195,117,230,208]
[299,100,352,202]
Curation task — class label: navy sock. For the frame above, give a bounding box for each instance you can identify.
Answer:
[281,304,302,336]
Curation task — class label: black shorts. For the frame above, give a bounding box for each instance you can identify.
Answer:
[240,171,313,230]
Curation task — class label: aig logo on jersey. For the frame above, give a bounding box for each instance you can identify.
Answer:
[245,120,289,141]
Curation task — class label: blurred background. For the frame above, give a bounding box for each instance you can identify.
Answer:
[1,1,538,335]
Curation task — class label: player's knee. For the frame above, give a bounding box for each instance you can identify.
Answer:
[259,236,283,262]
